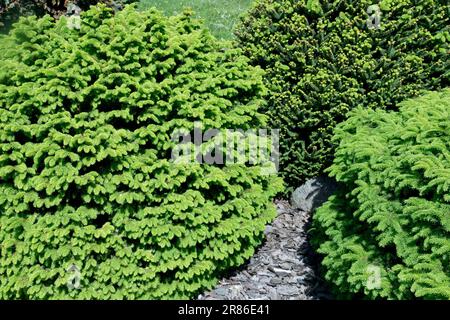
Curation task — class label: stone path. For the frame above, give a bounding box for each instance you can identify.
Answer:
[198,200,332,300]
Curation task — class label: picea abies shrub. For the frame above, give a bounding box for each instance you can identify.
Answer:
[0,5,283,299]
[312,89,450,299]
[235,0,450,191]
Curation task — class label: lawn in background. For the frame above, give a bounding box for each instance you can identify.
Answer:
[138,0,253,39]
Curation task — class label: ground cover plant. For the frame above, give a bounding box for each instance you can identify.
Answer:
[236,0,450,192]
[0,4,283,299]
[138,0,253,39]
[312,89,450,299]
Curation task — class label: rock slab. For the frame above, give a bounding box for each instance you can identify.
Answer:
[290,176,338,213]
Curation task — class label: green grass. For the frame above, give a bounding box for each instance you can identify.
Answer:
[138,0,253,39]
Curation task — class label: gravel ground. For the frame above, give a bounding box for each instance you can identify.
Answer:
[198,200,332,300]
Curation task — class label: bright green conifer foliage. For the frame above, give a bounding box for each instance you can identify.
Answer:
[236,0,450,191]
[312,89,450,299]
[0,5,283,299]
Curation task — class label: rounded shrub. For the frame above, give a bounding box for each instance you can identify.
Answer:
[236,0,450,191]
[312,89,450,299]
[0,5,283,299]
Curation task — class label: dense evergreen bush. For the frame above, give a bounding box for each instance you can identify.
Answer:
[312,90,450,299]
[236,0,450,191]
[0,5,283,299]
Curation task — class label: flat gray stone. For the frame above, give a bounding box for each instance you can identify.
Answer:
[269,278,282,286]
[278,285,298,296]
[291,176,339,212]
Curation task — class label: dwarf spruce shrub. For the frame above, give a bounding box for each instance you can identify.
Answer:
[312,90,450,299]
[0,5,283,299]
[236,0,450,191]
